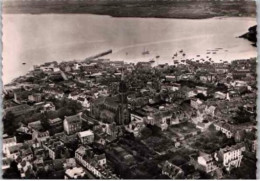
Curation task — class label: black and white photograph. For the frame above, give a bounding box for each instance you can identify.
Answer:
[1,0,258,179]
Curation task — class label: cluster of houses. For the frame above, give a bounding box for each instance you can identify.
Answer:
[2,57,257,179]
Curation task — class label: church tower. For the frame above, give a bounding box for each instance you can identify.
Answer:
[118,70,130,125]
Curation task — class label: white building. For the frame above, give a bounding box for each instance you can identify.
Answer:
[3,137,17,154]
[78,130,94,144]
[216,143,245,171]
[65,167,86,179]
[197,154,217,173]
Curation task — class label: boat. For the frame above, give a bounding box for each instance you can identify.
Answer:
[183,53,186,56]
[207,52,210,54]
[156,55,160,59]
[196,55,200,57]
[22,63,26,65]
[142,48,150,55]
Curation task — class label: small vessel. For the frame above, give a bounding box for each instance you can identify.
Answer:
[183,53,186,56]
[180,49,183,53]
[213,52,216,54]
[22,63,26,65]
[142,48,150,55]
[196,55,200,57]
[207,52,210,54]
[156,55,160,59]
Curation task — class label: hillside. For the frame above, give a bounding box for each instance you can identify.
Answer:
[3,0,256,19]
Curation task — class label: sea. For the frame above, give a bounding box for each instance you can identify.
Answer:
[2,14,257,84]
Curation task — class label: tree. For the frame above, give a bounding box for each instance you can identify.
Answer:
[3,112,20,136]
[2,161,21,179]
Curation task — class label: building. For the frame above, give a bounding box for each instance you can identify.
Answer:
[28,93,42,102]
[43,139,64,160]
[214,91,227,100]
[75,146,108,178]
[6,143,23,160]
[216,143,245,171]
[78,130,94,144]
[48,118,63,134]
[65,167,86,179]
[32,130,50,143]
[214,122,234,138]
[125,112,146,137]
[197,154,217,173]
[63,113,82,135]
[91,73,130,125]
[4,104,34,117]
[190,98,203,110]
[3,137,17,155]
[162,160,184,179]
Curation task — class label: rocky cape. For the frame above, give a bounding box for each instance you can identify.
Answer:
[239,25,257,47]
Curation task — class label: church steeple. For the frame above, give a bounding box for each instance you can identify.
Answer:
[118,67,129,125]
[119,68,127,94]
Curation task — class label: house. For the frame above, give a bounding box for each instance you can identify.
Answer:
[94,132,107,146]
[215,143,245,171]
[48,118,63,134]
[41,102,56,112]
[32,130,50,143]
[43,139,65,160]
[162,160,184,179]
[204,105,216,117]
[65,167,86,179]
[196,122,211,132]
[190,98,203,110]
[78,130,94,144]
[3,136,17,154]
[77,97,90,108]
[2,157,11,171]
[196,86,208,96]
[214,91,226,100]
[214,122,234,138]
[28,93,42,103]
[197,154,217,173]
[43,88,64,98]
[64,158,77,169]
[6,143,23,160]
[125,111,146,137]
[63,113,82,135]
[28,120,43,131]
[214,63,229,74]
[19,148,34,162]
[75,145,107,178]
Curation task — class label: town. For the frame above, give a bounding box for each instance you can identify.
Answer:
[2,56,257,179]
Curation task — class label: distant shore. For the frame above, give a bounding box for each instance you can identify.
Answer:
[3,0,256,19]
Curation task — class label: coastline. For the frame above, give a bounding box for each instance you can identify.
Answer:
[3,0,256,19]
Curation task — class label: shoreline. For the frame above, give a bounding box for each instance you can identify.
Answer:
[2,12,256,20]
